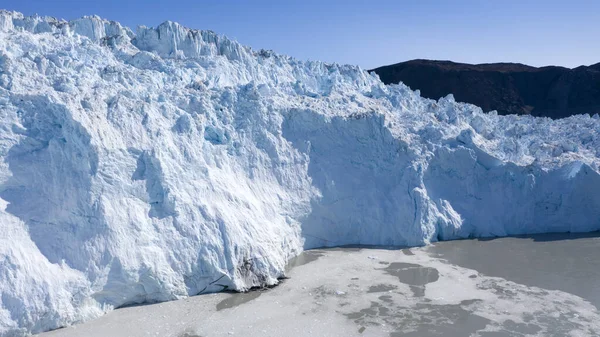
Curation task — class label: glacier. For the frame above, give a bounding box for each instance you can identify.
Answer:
[0,10,599,336]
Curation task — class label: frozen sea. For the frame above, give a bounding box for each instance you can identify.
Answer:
[427,232,600,311]
[41,233,600,337]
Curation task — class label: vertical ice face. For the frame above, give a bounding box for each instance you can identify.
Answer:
[0,10,16,32]
[0,11,133,39]
[0,10,599,336]
[69,16,133,41]
[134,21,247,61]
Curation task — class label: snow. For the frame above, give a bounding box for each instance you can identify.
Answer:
[0,10,599,336]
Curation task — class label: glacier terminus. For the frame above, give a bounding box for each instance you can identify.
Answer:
[0,11,599,336]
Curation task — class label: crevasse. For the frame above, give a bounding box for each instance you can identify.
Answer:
[0,10,599,336]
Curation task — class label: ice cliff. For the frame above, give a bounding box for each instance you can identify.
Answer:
[1,11,599,336]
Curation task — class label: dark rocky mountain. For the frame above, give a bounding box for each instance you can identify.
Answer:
[370,59,600,119]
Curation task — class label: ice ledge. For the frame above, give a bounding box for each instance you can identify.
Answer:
[133,20,249,61]
[0,9,372,83]
[0,10,250,61]
[0,10,133,41]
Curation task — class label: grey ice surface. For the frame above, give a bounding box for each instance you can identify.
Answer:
[41,236,600,337]
[427,232,600,309]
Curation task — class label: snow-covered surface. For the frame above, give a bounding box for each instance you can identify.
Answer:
[0,10,599,336]
[41,247,600,337]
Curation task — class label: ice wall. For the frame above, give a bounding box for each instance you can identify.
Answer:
[0,11,599,336]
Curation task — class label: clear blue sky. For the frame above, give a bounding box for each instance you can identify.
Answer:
[5,0,600,69]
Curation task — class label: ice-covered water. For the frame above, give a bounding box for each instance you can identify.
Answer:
[41,238,600,337]
[427,232,600,309]
[1,10,600,335]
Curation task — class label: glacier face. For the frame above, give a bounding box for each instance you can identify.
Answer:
[0,10,599,336]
